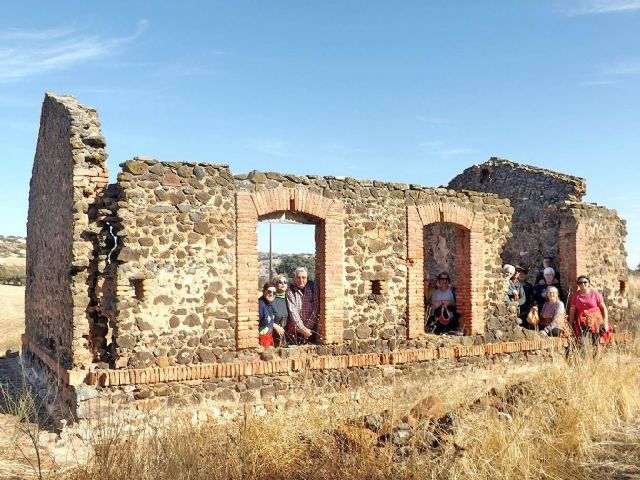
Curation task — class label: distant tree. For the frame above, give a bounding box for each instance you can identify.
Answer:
[278,254,316,281]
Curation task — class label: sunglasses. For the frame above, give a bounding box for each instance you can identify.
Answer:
[577,280,589,285]
[265,289,276,294]
[438,278,450,281]
[277,280,288,285]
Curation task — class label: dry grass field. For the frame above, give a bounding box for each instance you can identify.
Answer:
[53,341,640,480]
[0,284,25,354]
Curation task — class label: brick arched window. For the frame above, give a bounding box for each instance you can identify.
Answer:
[235,188,345,349]
[407,203,485,337]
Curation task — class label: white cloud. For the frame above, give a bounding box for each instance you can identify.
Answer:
[578,79,619,86]
[419,140,476,158]
[245,139,291,158]
[604,61,640,76]
[579,59,640,86]
[0,20,148,82]
[566,0,640,15]
[415,115,449,125]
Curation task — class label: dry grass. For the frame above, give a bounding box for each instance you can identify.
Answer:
[45,342,639,480]
[626,273,640,326]
[0,284,25,353]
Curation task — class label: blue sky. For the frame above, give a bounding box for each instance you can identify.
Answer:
[1,1,639,266]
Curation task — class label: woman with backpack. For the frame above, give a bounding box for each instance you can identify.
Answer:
[426,272,459,334]
[568,275,609,354]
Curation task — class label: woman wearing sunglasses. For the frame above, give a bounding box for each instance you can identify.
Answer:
[258,282,285,348]
[568,275,609,353]
[271,275,290,346]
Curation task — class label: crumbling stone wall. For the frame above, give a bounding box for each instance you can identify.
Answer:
[448,158,587,277]
[558,204,628,322]
[24,94,630,421]
[449,157,628,323]
[25,93,108,368]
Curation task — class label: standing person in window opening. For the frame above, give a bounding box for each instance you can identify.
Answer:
[535,256,560,286]
[503,264,525,310]
[534,267,565,309]
[258,282,283,348]
[569,275,609,355]
[539,286,566,337]
[271,274,289,347]
[426,272,459,334]
[516,266,535,323]
[286,267,319,344]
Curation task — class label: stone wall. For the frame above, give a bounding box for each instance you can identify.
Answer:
[448,157,587,278]
[73,337,569,421]
[24,94,630,422]
[106,167,512,368]
[558,204,628,321]
[448,157,628,323]
[25,93,108,369]
[110,159,237,369]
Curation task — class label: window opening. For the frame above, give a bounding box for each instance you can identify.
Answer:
[130,278,145,301]
[258,215,319,345]
[370,280,386,296]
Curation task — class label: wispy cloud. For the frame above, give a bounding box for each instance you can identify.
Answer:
[580,59,640,86]
[245,139,291,158]
[566,0,640,15]
[578,79,619,86]
[0,20,148,82]
[415,115,450,126]
[604,60,640,76]
[419,140,475,158]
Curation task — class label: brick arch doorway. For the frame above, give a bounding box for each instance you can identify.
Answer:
[407,203,485,337]
[235,188,345,349]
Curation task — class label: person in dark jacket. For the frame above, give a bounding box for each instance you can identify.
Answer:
[516,265,535,324]
[258,282,284,348]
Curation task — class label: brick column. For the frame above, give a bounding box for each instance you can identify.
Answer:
[236,191,259,349]
[559,216,586,294]
[406,206,425,339]
[467,213,486,335]
[317,207,345,344]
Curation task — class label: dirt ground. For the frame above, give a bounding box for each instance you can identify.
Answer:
[0,284,25,354]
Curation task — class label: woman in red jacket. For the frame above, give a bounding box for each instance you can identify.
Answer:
[568,275,609,354]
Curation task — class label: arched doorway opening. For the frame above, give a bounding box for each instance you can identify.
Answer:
[406,203,485,337]
[423,222,471,333]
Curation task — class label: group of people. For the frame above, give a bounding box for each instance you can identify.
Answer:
[260,260,612,352]
[502,257,611,351]
[258,267,319,348]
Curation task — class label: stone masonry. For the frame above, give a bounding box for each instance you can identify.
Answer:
[449,158,628,322]
[23,94,630,420]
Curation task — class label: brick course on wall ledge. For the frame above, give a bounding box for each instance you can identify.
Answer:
[24,333,632,388]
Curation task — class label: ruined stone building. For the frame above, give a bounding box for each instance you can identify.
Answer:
[24,94,629,420]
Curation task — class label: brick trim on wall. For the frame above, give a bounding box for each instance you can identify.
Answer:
[24,332,633,388]
[559,217,586,293]
[407,203,486,337]
[236,188,345,349]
